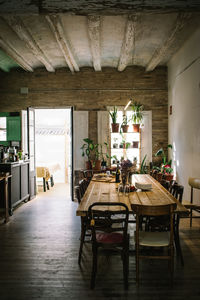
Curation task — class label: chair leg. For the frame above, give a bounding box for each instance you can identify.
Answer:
[50,175,54,187]
[46,181,50,190]
[136,244,139,284]
[174,215,184,266]
[123,238,129,289]
[91,246,97,289]
[43,178,46,192]
[190,208,192,227]
[78,219,86,265]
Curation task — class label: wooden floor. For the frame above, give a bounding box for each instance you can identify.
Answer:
[0,183,200,299]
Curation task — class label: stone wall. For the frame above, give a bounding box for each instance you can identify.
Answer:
[0,66,168,160]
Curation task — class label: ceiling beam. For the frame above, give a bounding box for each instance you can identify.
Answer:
[46,15,79,73]
[0,37,33,72]
[146,13,191,72]
[118,14,138,72]
[87,15,101,72]
[4,16,55,72]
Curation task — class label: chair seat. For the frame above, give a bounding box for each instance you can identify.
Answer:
[137,231,170,247]
[96,232,123,244]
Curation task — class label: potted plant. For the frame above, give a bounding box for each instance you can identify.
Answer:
[80,138,94,169]
[131,101,143,132]
[154,144,173,182]
[92,143,102,171]
[121,115,129,133]
[109,106,119,133]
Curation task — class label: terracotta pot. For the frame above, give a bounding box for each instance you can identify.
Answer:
[111,123,119,133]
[164,174,174,182]
[92,160,101,171]
[85,160,92,170]
[156,172,163,182]
[121,125,129,133]
[132,141,139,148]
[132,124,140,133]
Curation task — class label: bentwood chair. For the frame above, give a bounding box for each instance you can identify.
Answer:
[75,185,91,265]
[183,177,200,227]
[88,202,129,289]
[132,203,176,284]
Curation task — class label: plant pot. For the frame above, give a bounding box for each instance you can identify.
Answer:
[85,160,92,170]
[111,123,119,133]
[164,174,174,182]
[121,125,129,133]
[156,172,163,182]
[113,143,118,148]
[132,124,140,133]
[132,141,139,148]
[92,160,101,171]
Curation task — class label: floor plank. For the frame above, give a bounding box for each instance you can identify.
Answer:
[0,183,200,299]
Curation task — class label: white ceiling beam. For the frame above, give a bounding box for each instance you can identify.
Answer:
[118,14,138,72]
[4,16,55,72]
[87,15,101,72]
[146,13,191,72]
[46,15,79,73]
[0,37,33,72]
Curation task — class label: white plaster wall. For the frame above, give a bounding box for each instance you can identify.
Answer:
[168,28,200,202]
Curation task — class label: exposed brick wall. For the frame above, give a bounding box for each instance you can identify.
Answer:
[0,66,168,161]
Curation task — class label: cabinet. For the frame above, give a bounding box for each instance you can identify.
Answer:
[0,162,29,215]
[110,130,141,165]
[7,116,21,141]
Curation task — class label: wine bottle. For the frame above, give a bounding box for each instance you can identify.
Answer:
[115,162,120,183]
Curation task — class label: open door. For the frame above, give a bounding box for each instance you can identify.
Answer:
[27,107,36,199]
[69,107,74,200]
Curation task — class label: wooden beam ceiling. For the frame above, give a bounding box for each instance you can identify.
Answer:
[0,37,33,72]
[46,15,79,73]
[118,14,139,72]
[146,12,191,72]
[3,16,55,72]
[87,15,101,72]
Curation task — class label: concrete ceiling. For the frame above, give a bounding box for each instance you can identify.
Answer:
[0,1,200,73]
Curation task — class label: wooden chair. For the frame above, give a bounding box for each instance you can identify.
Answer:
[88,202,129,289]
[79,179,88,198]
[75,185,91,265]
[83,170,94,182]
[132,203,176,284]
[160,179,170,190]
[182,177,200,227]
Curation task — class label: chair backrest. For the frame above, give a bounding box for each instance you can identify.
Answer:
[188,177,200,190]
[133,203,176,245]
[83,170,94,181]
[170,183,184,203]
[75,186,82,204]
[160,179,170,190]
[132,203,176,217]
[79,179,88,197]
[169,180,178,194]
[88,202,129,243]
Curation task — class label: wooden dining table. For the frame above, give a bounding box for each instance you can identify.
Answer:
[76,174,188,216]
[76,174,188,262]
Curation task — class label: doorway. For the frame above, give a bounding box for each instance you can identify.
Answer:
[34,108,73,199]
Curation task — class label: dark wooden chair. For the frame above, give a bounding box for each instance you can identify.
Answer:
[79,179,88,198]
[88,202,129,289]
[160,179,170,190]
[75,185,91,265]
[182,177,200,227]
[132,203,176,284]
[83,170,94,182]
